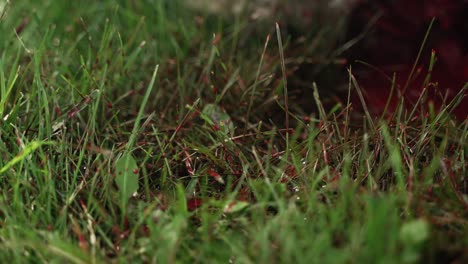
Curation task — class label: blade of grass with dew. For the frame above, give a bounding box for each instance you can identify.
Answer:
[0,140,54,174]
[245,34,270,134]
[276,23,289,133]
[349,69,376,130]
[380,123,406,195]
[402,18,435,95]
[115,64,159,213]
[0,50,21,120]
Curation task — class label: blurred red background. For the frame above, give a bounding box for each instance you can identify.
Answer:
[347,0,467,119]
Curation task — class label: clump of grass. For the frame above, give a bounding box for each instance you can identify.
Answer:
[0,0,466,263]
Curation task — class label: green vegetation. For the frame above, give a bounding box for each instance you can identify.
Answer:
[0,1,466,263]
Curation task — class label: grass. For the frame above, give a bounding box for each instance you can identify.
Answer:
[0,0,467,263]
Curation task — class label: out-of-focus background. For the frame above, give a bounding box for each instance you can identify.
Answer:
[187,0,467,118]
